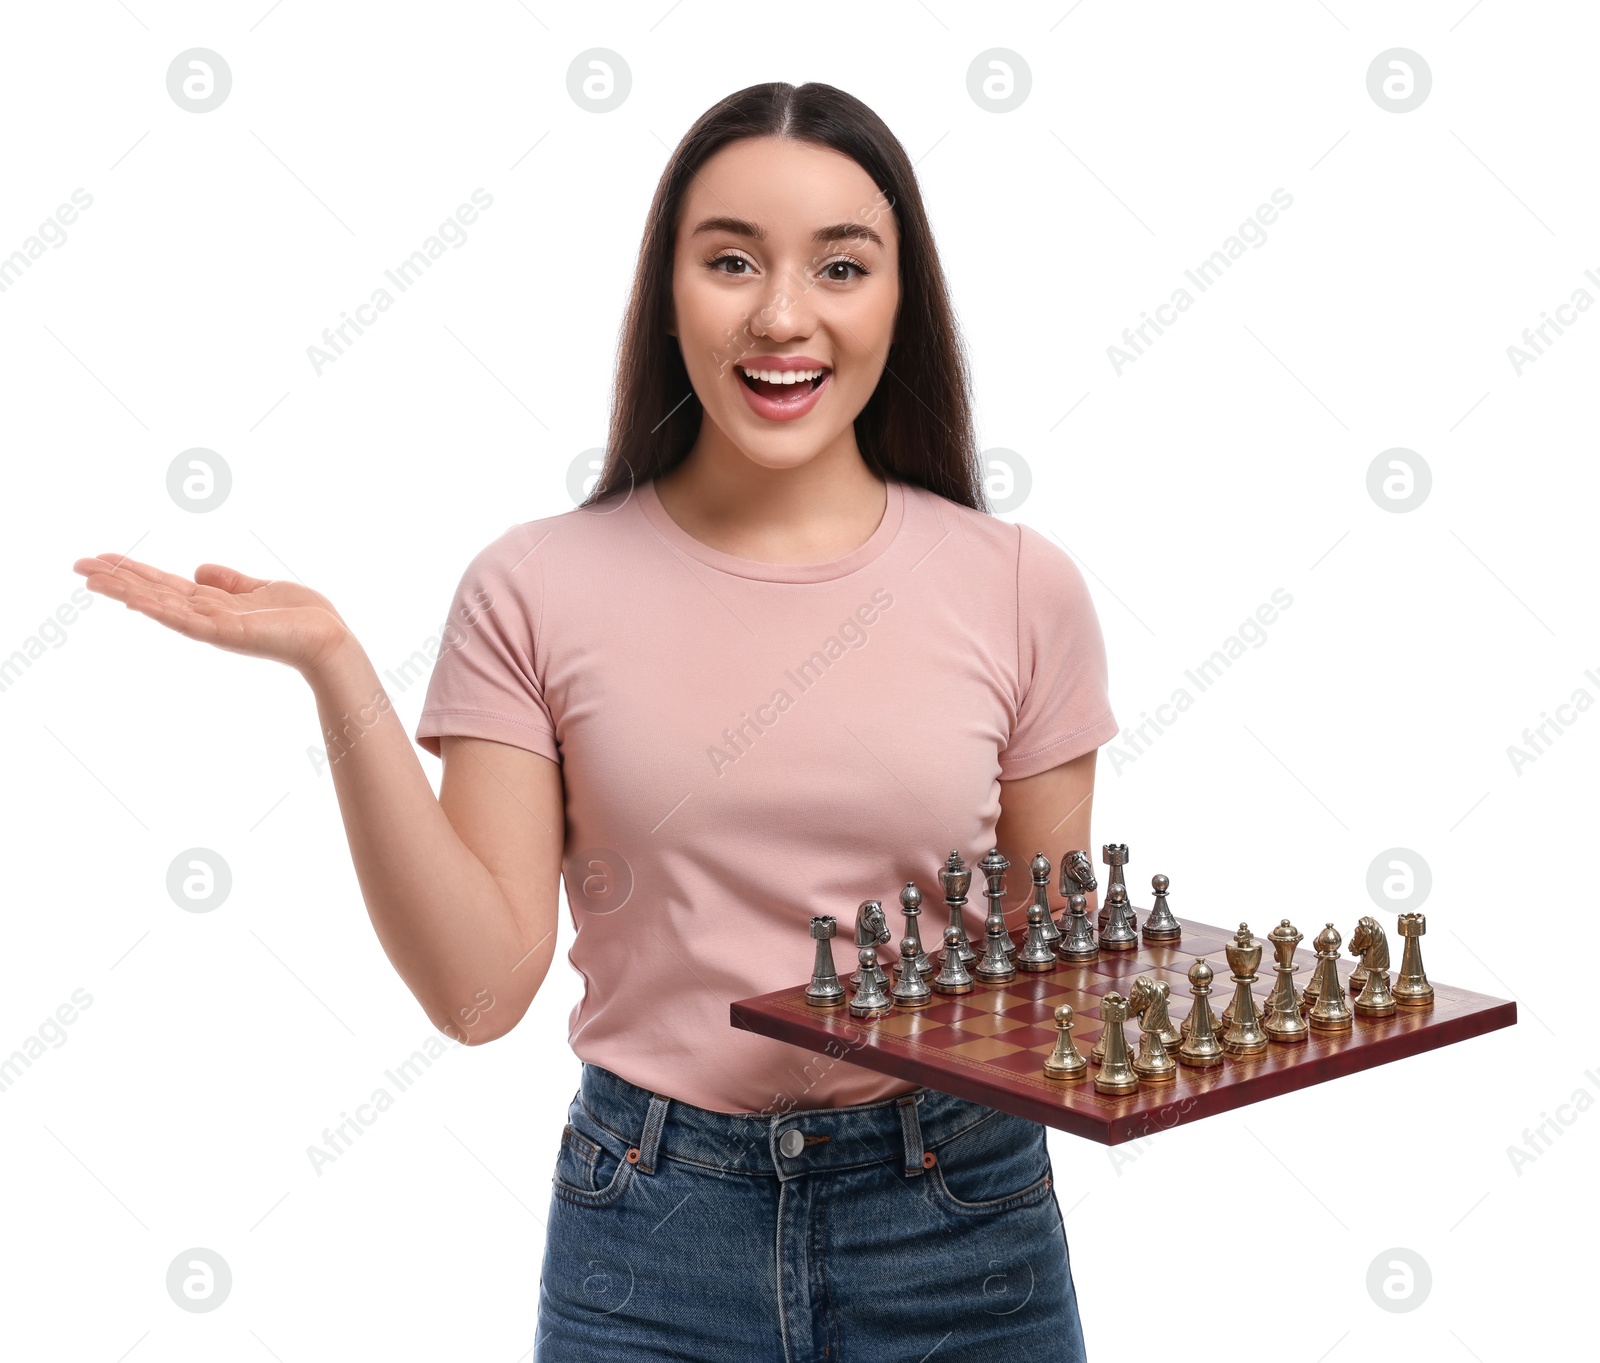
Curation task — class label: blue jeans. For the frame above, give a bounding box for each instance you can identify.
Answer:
[534,1062,1088,1362]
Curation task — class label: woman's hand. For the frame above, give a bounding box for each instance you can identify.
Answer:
[72,552,353,678]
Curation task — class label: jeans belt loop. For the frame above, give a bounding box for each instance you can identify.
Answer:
[636,1094,671,1175]
[897,1092,926,1177]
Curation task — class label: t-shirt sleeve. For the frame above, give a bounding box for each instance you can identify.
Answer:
[997,523,1119,780]
[412,523,559,764]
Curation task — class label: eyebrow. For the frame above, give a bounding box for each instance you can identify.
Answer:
[689,214,886,250]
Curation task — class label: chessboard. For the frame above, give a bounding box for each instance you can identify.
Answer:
[729,910,1517,1146]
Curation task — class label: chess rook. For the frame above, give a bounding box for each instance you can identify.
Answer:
[804,914,846,1008]
[1393,912,1434,1008]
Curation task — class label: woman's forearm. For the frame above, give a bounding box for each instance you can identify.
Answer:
[303,634,530,1041]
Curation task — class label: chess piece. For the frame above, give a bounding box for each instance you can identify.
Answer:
[1093,992,1140,1094]
[1393,912,1434,1008]
[979,848,1017,964]
[1016,898,1058,971]
[1221,923,1269,1055]
[1349,916,1397,1017]
[940,850,978,967]
[1141,873,1182,943]
[1029,852,1063,952]
[891,934,933,1008]
[933,923,975,995]
[1043,1003,1088,1080]
[1128,974,1182,1056]
[1306,922,1353,1033]
[974,907,1016,982]
[1060,847,1108,932]
[1098,844,1139,951]
[1263,919,1309,1043]
[1177,958,1225,1068]
[1128,977,1178,1081]
[849,898,892,1008]
[1056,891,1099,962]
[849,921,892,1017]
[898,882,935,977]
[804,915,846,1007]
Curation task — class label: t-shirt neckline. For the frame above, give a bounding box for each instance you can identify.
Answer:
[636,476,906,583]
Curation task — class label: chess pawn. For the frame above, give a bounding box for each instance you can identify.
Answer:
[933,923,975,995]
[804,915,846,1008]
[1093,992,1140,1095]
[1177,958,1225,1068]
[849,943,892,1017]
[940,850,979,967]
[891,934,934,1008]
[849,898,892,994]
[979,848,1017,964]
[1353,963,1397,1016]
[1221,923,1269,1055]
[1043,1003,1088,1080]
[1098,844,1139,952]
[899,882,935,977]
[1056,891,1099,963]
[1393,912,1435,1008]
[1016,898,1058,972]
[1030,852,1063,952]
[1132,1013,1176,1083]
[1306,922,1354,1033]
[1263,919,1309,1043]
[974,904,1016,983]
[1141,873,1182,944]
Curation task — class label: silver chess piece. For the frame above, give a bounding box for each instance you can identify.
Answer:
[891,934,933,1008]
[804,915,846,1008]
[979,848,1017,964]
[1097,844,1139,951]
[1060,849,1098,930]
[940,850,978,967]
[1141,872,1182,944]
[848,898,893,1018]
[898,882,935,977]
[1056,890,1098,962]
[933,923,975,995]
[1029,853,1062,952]
[1016,898,1058,972]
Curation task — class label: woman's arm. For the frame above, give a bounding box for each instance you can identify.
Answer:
[994,747,1102,928]
[307,638,564,1044]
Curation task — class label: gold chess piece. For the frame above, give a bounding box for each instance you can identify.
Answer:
[1093,992,1140,1094]
[1221,923,1269,1055]
[1392,911,1435,1008]
[1131,1005,1177,1082]
[1177,958,1225,1068]
[1043,1003,1088,1080]
[1306,922,1354,1032]
[1349,916,1397,1017]
[1263,919,1309,1043]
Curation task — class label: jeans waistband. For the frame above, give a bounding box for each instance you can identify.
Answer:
[574,1062,1010,1185]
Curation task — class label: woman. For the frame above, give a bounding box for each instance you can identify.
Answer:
[74,82,1117,1361]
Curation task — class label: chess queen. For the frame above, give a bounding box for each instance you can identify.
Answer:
[74,82,1117,1363]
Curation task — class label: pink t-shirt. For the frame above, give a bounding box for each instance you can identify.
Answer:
[414,476,1118,1113]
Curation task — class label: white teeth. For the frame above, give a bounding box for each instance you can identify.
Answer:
[738,366,826,384]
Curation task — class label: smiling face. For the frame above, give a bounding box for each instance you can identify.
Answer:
[668,135,900,473]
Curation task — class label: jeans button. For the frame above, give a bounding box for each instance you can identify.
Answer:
[779,1127,805,1158]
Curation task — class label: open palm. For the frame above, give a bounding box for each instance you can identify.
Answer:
[73,552,351,676]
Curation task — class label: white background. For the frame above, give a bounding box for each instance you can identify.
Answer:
[1,1,1591,1358]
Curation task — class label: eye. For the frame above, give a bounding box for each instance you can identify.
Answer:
[822,256,870,282]
[705,251,755,275]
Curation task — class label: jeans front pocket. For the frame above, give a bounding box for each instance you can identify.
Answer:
[925,1109,1054,1217]
[550,1103,637,1209]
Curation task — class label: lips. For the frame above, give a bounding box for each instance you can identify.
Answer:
[734,365,831,423]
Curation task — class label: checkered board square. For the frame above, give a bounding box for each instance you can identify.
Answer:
[729,916,1516,1145]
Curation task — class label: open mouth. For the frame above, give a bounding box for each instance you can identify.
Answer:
[738,367,829,400]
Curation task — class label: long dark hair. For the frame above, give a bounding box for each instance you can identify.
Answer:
[579,81,986,512]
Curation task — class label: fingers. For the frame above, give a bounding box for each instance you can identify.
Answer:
[194,562,274,594]
[86,552,201,595]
